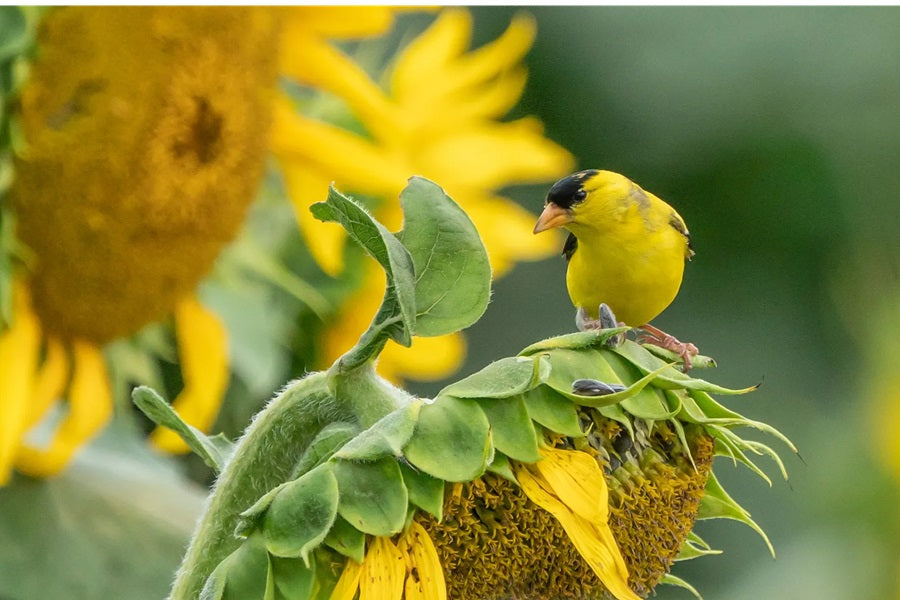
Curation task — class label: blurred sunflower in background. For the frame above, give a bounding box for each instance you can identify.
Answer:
[0,6,571,486]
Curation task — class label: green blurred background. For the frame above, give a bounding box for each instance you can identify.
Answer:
[3,7,900,599]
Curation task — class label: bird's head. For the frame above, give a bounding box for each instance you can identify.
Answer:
[533,169,631,234]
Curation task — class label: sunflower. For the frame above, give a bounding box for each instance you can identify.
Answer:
[271,8,575,384]
[0,6,429,483]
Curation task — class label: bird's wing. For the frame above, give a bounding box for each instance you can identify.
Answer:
[562,232,578,261]
[668,213,695,260]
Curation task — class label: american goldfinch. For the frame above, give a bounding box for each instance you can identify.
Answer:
[533,169,699,369]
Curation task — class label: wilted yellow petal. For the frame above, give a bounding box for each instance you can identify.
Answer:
[515,464,638,600]
[533,446,609,523]
[360,536,405,600]
[24,337,69,430]
[16,340,113,477]
[330,559,363,600]
[151,296,229,453]
[397,521,447,600]
[0,282,41,485]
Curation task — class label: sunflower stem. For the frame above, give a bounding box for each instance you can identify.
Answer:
[169,371,349,600]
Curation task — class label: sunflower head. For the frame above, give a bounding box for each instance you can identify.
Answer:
[139,179,794,600]
[10,6,280,343]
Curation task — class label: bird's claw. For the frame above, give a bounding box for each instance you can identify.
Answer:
[636,324,699,372]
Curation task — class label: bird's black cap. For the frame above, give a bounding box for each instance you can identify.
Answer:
[546,169,599,209]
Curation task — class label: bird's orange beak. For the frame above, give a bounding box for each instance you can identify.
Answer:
[533,202,572,233]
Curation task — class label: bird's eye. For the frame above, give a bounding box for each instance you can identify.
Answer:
[574,189,587,203]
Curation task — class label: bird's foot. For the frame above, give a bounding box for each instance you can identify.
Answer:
[576,304,625,347]
[636,324,699,372]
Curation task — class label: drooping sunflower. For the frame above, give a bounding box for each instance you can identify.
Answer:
[148,182,793,600]
[0,6,430,483]
[271,8,575,383]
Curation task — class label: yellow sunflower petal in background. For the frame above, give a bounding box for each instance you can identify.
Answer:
[16,340,113,478]
[0,280,40,484]
[150,296,229,453]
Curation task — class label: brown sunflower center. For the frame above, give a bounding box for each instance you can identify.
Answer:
[419,419,714,599]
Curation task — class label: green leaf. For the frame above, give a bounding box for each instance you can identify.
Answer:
[0,7,28,60]
[438,356,542,399]
[522,386,584,437]
[478,395,541,462]
[400,462,446,521]
[333,457,408,536]
[486,452,517,482]
[690,390,797,454]
[236,482,291,540]
[334,401,422,461]
[612,340,758,395]
[697,471,775,558]
[323,515,366,563]
[403,396,492,482]
[262,463,340,564]
[292,422,360,478]
[658,573,703,599]
[311,185,417,345]
[676,531,721,562]
[396,176,491,336]
[201,533,270,600]
[603,352,678,420]
[0,424,204,600]
[539,347,673,408]
[518,328,629,355]
[131,386,234,472]
[268,555,316,600]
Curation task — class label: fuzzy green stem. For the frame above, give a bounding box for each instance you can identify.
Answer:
[168,372,344,600]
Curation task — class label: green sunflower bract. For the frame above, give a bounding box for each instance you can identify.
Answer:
[136,177,796,600]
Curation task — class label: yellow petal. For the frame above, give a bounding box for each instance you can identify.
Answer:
[286,6,396,39]
[391,9,473,102]
[0,282,41,484]
[378,333,466,385]
[278,33,400,141]
[423,67,528,129]
[418,118,574,191]
[533,446,609,523]
[330,559,363,600]
[151,296,229,453]
[515,465,638,600]
[16,340,113,477]
[413,12,535,110]
[397,521,447,600]
[360,536,405,600]
[24,337,70,430]
[270,98,408,199]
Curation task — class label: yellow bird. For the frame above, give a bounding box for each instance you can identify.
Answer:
[533,169,698,368]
